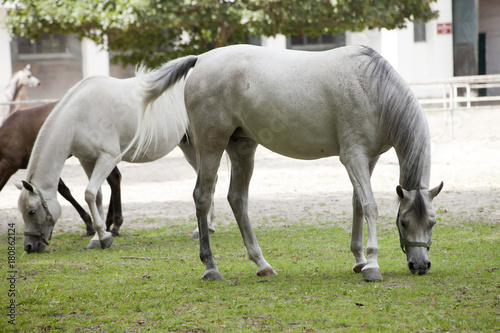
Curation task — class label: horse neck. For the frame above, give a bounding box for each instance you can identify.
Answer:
[394,123,431,190]
[26,111,73,193]
[4,73,23,101]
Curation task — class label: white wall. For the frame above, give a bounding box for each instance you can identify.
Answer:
[81,37,110,78]
[0,7,13,88]
[347,0,453,84]
[261,34,287,49]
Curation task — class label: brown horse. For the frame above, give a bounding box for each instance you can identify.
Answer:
[0,102,123,236]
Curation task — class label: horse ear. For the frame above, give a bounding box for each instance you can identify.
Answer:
[430,181,444,199]
[396,185,406,199]
[22,180,34,192]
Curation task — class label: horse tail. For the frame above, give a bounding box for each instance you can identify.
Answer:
[126,56,198,161]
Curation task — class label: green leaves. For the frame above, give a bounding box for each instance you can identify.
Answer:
[4,0,438,67]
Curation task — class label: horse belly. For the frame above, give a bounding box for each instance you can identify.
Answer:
[239,106,340,160]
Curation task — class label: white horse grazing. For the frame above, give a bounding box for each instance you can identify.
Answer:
[135,45,444,282]
[18,66,214,253]
[0,65,41,123]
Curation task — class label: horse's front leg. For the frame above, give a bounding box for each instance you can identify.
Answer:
[350,155,380,274]
[351,190,367,273]
[80,158,114,250]
[193,150,224,280]
[341,151,382,281]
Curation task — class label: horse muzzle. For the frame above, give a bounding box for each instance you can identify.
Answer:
[408,259,431,275]
[23,228,52,253]
[23,234,47,253]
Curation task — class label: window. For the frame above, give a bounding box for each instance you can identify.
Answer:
[12,33,81,61]
[414,21,426,42]
[289,32,345,51]
[17,34,68,55]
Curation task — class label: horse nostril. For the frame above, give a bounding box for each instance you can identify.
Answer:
[408,261,416,273]
[25,244,33,253]
[427,261,431,270]
[35,241,45,253]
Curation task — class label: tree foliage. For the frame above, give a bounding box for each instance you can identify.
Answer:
[2,0,438,67]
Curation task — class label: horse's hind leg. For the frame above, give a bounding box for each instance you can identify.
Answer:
[179,136,216,239]
[105,166,123,236]
[79,157,114,250]
[341,150,382,282]
[57,178,95,236]
[226,137,276,277]
[193,145,226,280]
[350,155,380,274]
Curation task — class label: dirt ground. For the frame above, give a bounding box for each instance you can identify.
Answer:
[1,108,499,237]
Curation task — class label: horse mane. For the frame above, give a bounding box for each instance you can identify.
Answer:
[358,46,430,193]
[26,82,82,181]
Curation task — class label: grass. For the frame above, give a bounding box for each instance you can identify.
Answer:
[1,213,499,332]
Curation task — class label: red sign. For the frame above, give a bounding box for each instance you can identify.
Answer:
[437,23,452,35]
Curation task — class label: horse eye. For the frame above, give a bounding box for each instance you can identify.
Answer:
[28,209,36,215]
[400,218,409,228]
[430,219,437,227]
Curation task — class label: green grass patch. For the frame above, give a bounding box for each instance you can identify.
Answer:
[2,219,499,332]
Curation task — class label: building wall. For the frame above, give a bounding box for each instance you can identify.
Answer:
[479,0,500,75]
[10,34,83,101]
[348,0,454,83]
[0,7,12,88]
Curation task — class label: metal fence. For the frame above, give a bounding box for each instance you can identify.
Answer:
[0,99,57,106]
[409,74,500,112]
[409,74,500,139]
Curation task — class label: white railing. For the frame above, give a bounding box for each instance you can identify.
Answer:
[409,74,500,112]
[0,99,58,106]
[409,74,500,139]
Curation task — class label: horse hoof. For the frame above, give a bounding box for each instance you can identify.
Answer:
[362,268,383,282]
[202,269,223,281]
[111,228,120,237]
[86,240,101,249]
[353,263,366,274]
[257,267,277,277]
[100,236,113,249]
[86,230,96,237]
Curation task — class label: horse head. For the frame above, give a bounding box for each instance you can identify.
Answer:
[396,182,443,275]
[17,64,41,88]
[17,181,61,253]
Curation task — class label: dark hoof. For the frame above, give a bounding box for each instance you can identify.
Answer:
[100,236,113,249]
[110,228,120,237]
[86,230,96,237]
[86,240,101,249]
[353,263,366,274]
[362,268,383,282]
[257,267,277,277]
[202,269,223,281]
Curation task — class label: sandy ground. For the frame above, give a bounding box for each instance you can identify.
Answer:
[1,109,499,238]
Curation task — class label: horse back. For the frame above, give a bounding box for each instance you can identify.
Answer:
[186,45,386,159]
